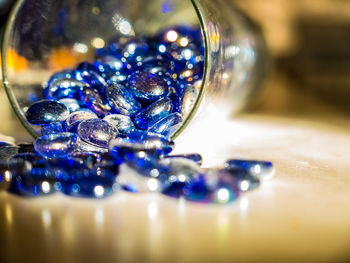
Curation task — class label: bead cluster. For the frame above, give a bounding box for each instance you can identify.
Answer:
[0,26,274,204]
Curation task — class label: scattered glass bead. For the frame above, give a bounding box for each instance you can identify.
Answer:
[79,87,111,116]
[225,159,275,181]
[134,98,173,130]
[179,84,199,119]
[149,113,183,138]
[25,100,69,125]
[128,71,169,102]
[65,110,98,130]
[107,83,142,115]
[78,119,118,148]
[103,114,135,136]
[34,133,78,158]
[164,153,203,166]
[75,62,108,94]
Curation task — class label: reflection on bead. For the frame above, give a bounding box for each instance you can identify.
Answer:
[149,113,183,138]
[128,72,169,102]
[107,83,142,115]
[103,114,135,136]
[44,79,88,100]
[25,100,69,125]
[78,119,118,148]
[134,98,173,130]
[34,133,78,158]
[58,98,81,112]
[164,153,203,166]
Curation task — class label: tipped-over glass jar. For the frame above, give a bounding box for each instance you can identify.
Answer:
[1,0,267,140]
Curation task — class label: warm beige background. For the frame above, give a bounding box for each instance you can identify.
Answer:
[2,1,350,262]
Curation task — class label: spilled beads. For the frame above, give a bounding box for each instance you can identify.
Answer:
[2,25,275,204]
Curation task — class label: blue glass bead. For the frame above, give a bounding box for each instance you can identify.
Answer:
[149,113,183,138]
[122,39,149,65]
[138,56,174,74]
[70,152,102,169]
[134,98,173,130]
[184,170,241,204]
[159,158,203,198]
[77,140,109,154]
[61,167,119,198]
[0,146,19,161]
[79,87,111,117]
[107,83,142,115]
[34,132,79,158]
[164,153,202,166]
[78,119,118,148]
[225,159,275,181]
[216,168,260,192]
[58,98,81,112]
[109,138,161,165]
[9,160,60,197]
[75,62,108,94]
[46,69,75,88]
[44,78,88,100]
[178,84,199,118]
[95,55,130,82]
[41,123,65,136]
[103,114,135,136]
[128,72,169,102]
[25,100,69,125]
[65,110,98,130]
[116,164,161,193]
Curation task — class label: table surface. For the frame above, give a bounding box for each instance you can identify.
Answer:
[1,101,350,263]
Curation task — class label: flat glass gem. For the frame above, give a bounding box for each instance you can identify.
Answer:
[65,110,98,129]
[103,114,135,136]
[215,168,260,192]
[77,140,109,154]
[79,87,111,116]
[160,158,203,198]
[134,98,173,130]
[25,100,69,125]
[75,62,108,93]
[225,159,275,181]
[46,69,76,88]
[128,71,169,102]
[164,153,203,166]
[179,84,199,119]
[107,83,142,115]
[78,119,118,148]
[58,98,81,112]
[149,113,183,138]
[34,133,78,158]
[44,78,88,100]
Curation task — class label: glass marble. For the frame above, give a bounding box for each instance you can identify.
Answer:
[103,114,135,136]
[25,100,69,125]
[65,110,98,130]
[107,83,142,116]
[159,158,203,198]
[184,169,241,204]
[34,132,78,158]
[61,167,119,198]
[77,119,118,148]
[128,71,169,102]
[225,159,275,181]
[41,123,65,136]
[116,164,161,193]
[75,62,108,94]
[164,153,203,166]
[79,87,111,116]
[149,113,183,138]
[44,78,88,100]
[134,98,173,130]
[58,98,81,112]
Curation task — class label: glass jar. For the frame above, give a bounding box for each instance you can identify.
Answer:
[1,0,267,139]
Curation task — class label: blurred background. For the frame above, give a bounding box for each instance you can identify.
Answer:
[1,0,350,139]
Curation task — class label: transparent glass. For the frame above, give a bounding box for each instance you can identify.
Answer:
[1,0,267,139]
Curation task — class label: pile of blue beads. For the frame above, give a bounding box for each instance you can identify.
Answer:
[0,26,275,204]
